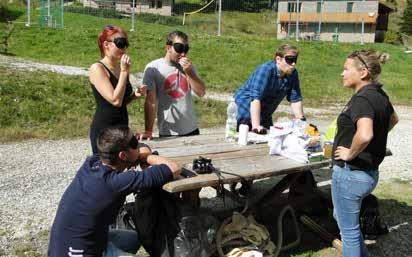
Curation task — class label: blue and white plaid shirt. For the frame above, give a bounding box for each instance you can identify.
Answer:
[234,61,302,128]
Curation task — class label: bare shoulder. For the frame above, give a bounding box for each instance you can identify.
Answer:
[89,62,108,78]
[90,62,104,72]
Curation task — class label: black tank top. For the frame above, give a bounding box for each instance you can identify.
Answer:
[89,62,133,153]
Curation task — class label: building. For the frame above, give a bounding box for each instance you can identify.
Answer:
[81,0,173,16]
[277,0,393,43]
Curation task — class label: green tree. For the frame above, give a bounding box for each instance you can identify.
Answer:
[400,0,412,35]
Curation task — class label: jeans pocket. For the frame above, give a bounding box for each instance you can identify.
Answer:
[347,177,375,198]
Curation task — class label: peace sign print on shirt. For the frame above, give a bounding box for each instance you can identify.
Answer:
[164,70,189,100]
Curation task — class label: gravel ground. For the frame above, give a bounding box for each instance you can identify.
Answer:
[0,55,411,256]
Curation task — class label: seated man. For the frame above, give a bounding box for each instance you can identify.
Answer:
[234,44,306,134]
[140,30,206,139]
[48,126,180,257]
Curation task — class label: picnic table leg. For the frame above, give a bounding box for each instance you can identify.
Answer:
[181,188,201,209]
[255,172,306,208]
[254,170,330,217]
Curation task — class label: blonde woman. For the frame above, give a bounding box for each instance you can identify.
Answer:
[332,49,398,257]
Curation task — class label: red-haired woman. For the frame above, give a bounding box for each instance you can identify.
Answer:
[89,25,146,154]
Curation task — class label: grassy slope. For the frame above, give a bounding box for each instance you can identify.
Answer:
[0,66,227,142]
[2,9,411,104]
[0,4,411,141]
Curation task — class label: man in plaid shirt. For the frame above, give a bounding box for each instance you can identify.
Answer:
[234,44,305,134]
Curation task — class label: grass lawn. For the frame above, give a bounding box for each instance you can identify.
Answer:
[1,5,411,105]
[0,66,227,142]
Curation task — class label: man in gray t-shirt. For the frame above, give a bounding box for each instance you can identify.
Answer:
[140,31,206,139]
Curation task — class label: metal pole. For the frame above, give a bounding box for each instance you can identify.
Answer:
[26,0,31,27]
[317,0,323,39]
[130,0,136,32]
[296,0,300,41]
[288,12,291,39]
[361,0,365,44]
[218,0,222,36]
[61,0,64,28]
[48,0,51,27]
[361,18,364,44]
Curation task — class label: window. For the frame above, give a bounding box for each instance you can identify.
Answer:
[287,2,302,13]
[150,0,163,8]
[347,2,353,13]
[317,1,322,13]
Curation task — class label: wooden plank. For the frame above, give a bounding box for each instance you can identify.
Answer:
[147,132,225,149]
[169,147,270,165]
[155,142,267,159]
[163,158,330,193]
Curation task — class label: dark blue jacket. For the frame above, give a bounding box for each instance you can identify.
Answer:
[48,155,173,257]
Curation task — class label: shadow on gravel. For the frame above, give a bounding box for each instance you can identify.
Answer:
[368,198,412,257]
[200,173,411,256]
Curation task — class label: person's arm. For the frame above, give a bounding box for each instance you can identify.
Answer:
[334,117,373,161]
[290,101,305,120]
[286,70,304,120]
[179,57,205,97]
[389,111,399,131]
[89,55,131,108]
[138,66,157,140]
[141,89,156,140]
[126,85,148,105]
[139,152,180,178]
[249,63,271,131]
[250,100,262,130]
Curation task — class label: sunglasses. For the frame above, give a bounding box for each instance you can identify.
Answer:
[127,135,139,150]
[352,51,369,70]
[171,42,189,54]
[107,37,129,49]
[284,55,298,65]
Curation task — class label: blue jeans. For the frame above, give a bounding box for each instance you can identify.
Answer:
[103,229,141,257]
[332,164,379,257]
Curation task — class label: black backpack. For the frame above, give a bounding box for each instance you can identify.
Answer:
[360,194,389,239]
[132,189,216,257]
[114,201,136,230]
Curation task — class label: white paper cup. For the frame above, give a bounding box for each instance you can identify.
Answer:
[238,124,249,146]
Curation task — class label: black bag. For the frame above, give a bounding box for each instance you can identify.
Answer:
[113,201,136,230]
[133,189,216,257]
[360,194,389,239]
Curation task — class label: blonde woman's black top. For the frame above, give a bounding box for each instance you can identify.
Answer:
[333,84,394,171]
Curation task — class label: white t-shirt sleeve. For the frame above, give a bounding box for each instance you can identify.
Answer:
[143,65,157,92]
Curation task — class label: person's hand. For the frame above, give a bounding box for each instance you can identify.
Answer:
[334,146,352,161]
[120,54,131,73]
[178,57,193,74]
[134,84,147,98]
[137,146,152,169]
[251,126,267,135]
[136,131,153,141]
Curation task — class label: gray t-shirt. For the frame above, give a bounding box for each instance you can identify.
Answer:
[143,58,198,136]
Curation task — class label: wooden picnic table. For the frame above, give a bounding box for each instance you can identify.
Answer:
[146,130,330,199]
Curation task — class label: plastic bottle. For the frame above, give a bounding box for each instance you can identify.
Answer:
[225,100,238,142]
